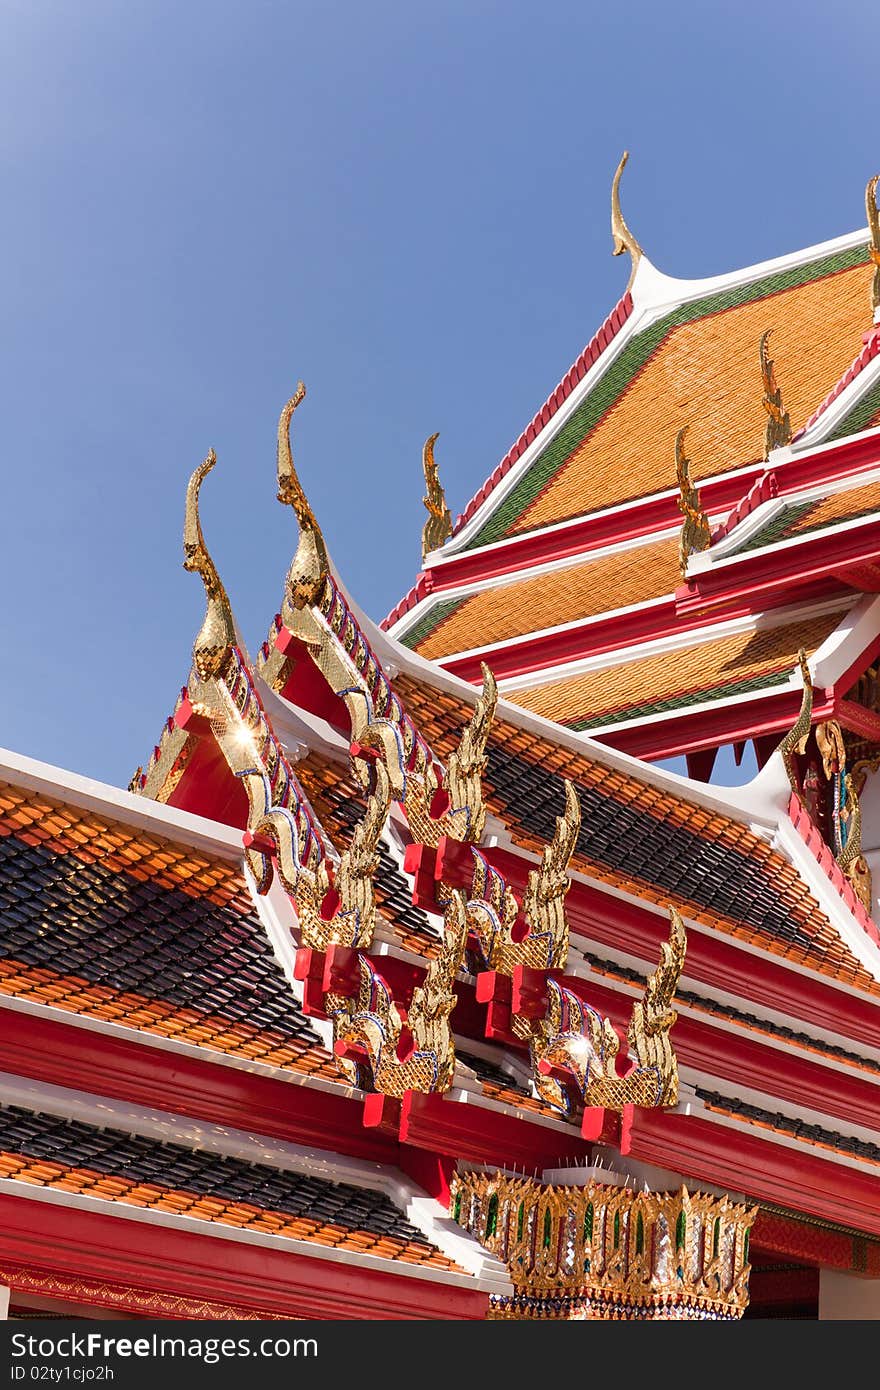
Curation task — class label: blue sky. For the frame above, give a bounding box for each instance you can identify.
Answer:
[1,1,877,787]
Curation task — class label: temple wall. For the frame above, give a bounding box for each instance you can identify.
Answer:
[818,1268,880,1319]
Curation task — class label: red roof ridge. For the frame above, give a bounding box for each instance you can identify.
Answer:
[381,291,634,631]
[788,791,879,947]
[795,326,880,441]
[710,470,780,544]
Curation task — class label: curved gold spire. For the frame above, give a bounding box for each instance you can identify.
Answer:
[611,150,643,290]
[778,648,813,792]
[183,450,236,680]
[866,174,880,314]
[421,432,453,560]
[675,426,711,577]
[277,382,329,609]
[759,329,791,458]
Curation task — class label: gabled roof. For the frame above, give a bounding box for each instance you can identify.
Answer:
[448,232,874,553]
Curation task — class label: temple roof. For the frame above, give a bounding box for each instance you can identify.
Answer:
[448,232,874,553]
[0,1103,460,1270]
[387,207,880,754]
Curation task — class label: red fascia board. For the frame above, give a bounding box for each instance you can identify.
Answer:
[400,835,880,1050]
[397,1089,592,1171]
[752,1208,880,1274]
[440,578,841,685]
[629,1106,880,1238]
[0,1008,395,1165]
[678,517,880,616]
[556,873,880,1053]
[567,975,880,1134]
[389,423,880,634]
[598,688,836,762]
[0,1003,571,1174]
[421,468,764,598]
[0,1194,487,1321]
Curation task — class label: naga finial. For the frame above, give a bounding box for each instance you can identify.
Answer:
[779,648,813,792]
[759,330,792,458]
[867,175,880,315]
[421,432,453,561]
[277,383,329,609]
[675,426,711,577]
[183,450,236,681]
[611,151,643,290]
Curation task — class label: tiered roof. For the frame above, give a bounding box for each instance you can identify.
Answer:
[386,183,880,762]
[6,169,880,1318]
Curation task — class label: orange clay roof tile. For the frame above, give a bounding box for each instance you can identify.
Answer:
[477,250,873,545]
[509,607,845,728]
[412,533,679,659]
[394,672,879,995]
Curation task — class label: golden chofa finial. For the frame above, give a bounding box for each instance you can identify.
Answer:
[778,648,813,793]
[277,382,329,609]
[611,150,643,290]
[759,329,792,459]
[421,432,453,561]
[675,426,711,578]
[866,175,880,314]
[183,450,236,681]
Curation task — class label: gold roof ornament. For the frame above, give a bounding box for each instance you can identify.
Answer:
[866,174,880,314]
[778,648,813,792]
[451,1170,757,1319]
[444,662,498,843]
[611,150,643,291]
[183,451,236,681]
[421,432,453,560]
[759,329,792,458]
[675,426,712,577]
[277,382,329,609]
[839,772,873,913]
[332,888,469,1096]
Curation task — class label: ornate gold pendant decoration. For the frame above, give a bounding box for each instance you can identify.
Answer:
[451,1170,757,1320]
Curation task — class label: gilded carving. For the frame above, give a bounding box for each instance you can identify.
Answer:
[778,648,813,792]
[867,174,880,314]
[611,151,643,290]
[331,889,468,1095]
[675,426,711,577]
[451,1170,757,1319]
[421,432,453,559]
[759,329,792,458]
[531,907,686,1114]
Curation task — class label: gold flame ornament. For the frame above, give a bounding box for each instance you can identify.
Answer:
[675,427,711,577]
[778,648,813,793]
[611,151,643,290]
[277,383,329,609]
[759,330,792,458]
[421,432,453,560]
[183,451,236,681]
[866,175,880,315]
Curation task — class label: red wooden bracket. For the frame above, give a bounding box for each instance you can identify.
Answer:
[404,843,442,911]
[174,694,213,739]
[322,944,361,997]
[242,830,276,858]
[362,1093,402,1138]
[293,947,329,1018]
[350,740,379,762]
[511,965,562,1019]
[474,971,520,1044]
